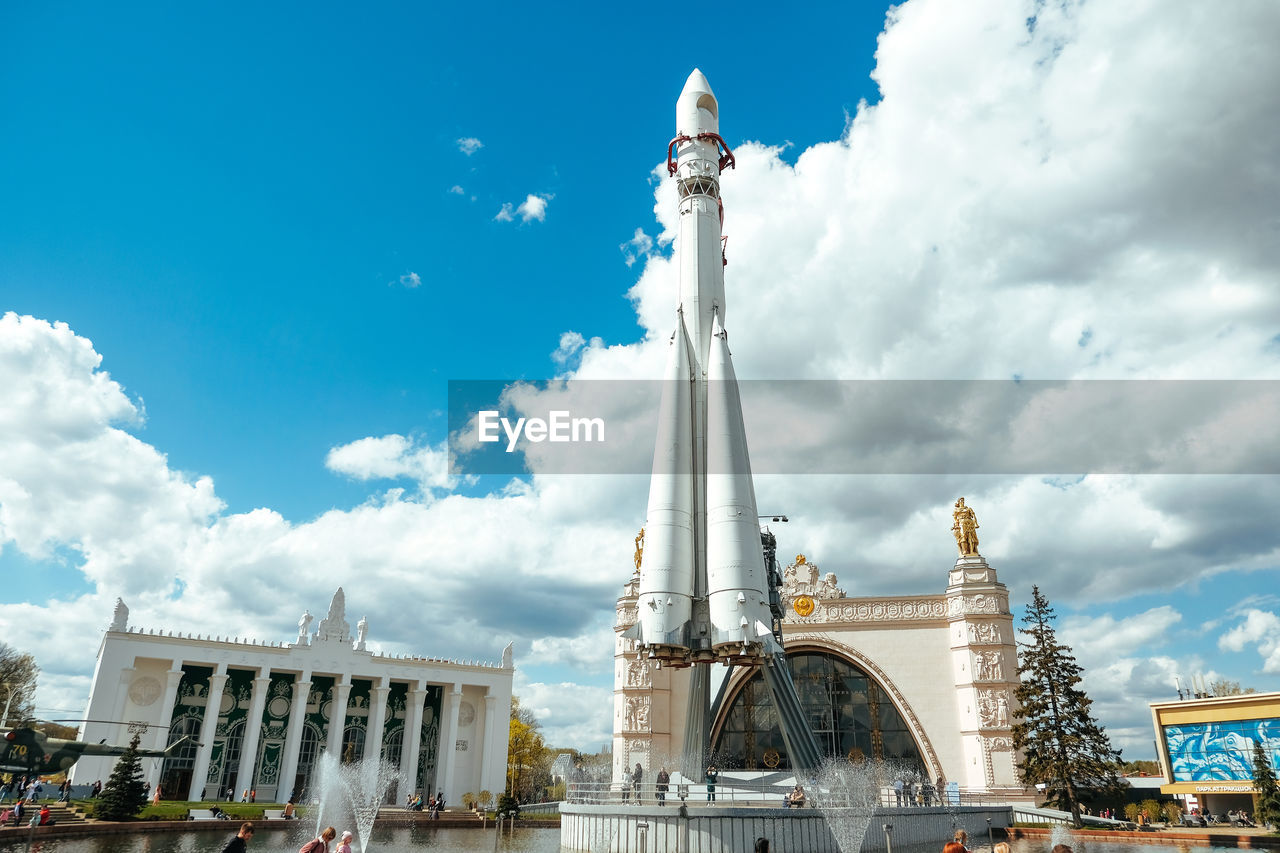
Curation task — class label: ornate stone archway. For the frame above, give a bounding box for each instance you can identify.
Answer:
[711,638,943,779]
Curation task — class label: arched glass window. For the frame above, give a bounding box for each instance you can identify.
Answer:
[341,725,366,764]
[382,728,402,767]
[218,720,245,794]
[159,716,202,799]
[382,728,404,804]
[712,651,926,771]
[296,724,321,798]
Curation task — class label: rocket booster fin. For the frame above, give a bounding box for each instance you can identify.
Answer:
[636,312,697,651]
[704,315,770,652]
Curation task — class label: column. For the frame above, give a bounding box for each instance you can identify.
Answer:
[479,692,501,796]
[189,665,229,801]
[235,675,272,797]
[366,681,389,764]
[145,667,186,787]
[400,684,427,795]
[277,675,311,802]
[326,678,351,759]
[437,685,462,801]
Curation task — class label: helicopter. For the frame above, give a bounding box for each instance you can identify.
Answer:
[1,720,198,776]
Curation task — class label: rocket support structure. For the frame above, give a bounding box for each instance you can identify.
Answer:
[632,70,822,773]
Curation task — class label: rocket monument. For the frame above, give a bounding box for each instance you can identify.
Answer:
[630,70,822,770]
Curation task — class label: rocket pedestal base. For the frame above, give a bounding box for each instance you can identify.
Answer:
[561,803,1014,853]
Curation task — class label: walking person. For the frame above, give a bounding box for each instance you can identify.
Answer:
[300,826,337,853]
[219,821,254,853]
[655,767,670,806]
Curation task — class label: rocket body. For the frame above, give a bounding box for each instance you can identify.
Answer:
[636,70,772,665]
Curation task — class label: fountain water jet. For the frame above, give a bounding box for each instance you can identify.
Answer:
[311,751,409,852]
[812,757,888,853]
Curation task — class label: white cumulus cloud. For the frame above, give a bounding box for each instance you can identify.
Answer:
[495,194,552,224]
[456,137,483,156]
[1220,609,1280,673]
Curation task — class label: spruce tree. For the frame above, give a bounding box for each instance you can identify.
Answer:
[1011,586,1123,828]
[1253,742,1280,829]
[95,734,149,821]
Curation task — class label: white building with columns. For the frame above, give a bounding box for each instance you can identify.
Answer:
[72,589,513,805]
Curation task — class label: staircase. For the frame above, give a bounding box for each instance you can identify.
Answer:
[9,802,89,826]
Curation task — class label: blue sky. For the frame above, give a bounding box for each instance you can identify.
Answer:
[3,0,1280,757]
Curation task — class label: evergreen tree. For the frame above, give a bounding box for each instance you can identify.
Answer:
[95,734,148,821]
[1253,742,1280,829]
[1011,586,1123,828]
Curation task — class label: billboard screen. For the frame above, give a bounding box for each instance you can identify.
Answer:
[1163,718,1280,782]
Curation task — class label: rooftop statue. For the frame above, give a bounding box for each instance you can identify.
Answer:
[315,587,351,642]
[952,497,980,556]
[355,615,368,651]
[110,598,129,632]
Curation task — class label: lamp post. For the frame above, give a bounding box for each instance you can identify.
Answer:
[1,682,15,727]
[986,817,993,850]
[883,823,894,853]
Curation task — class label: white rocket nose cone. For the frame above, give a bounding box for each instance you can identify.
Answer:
[677,68,719,136]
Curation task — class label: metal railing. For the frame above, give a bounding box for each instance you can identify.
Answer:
[1011,805,1136,829]
[518,801,563,817]
[565,780,1011,809]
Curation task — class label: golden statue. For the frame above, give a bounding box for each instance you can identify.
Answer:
[951,497,980,556]
[634,527,645,572]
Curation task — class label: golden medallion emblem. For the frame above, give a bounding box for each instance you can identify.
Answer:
[793,595,815,617]
[763,749,781,768]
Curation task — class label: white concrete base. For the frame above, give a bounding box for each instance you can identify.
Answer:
[561,804,1012,853]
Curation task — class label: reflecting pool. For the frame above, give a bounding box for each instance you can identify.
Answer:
[0,825,560,853]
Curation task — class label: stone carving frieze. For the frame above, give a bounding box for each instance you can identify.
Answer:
[948,594,1003,617]
[623,695,651,732]
[781,557,845,600]
[785,597,949,625]
[617,606,638,626]
[977,688,1012,728]
[972,650,1005,682]
[966,621,1002,645]
[625,659,652,689]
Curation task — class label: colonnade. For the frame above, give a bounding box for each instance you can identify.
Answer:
[157,662,500,805]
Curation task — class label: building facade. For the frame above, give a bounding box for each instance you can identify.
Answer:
[1152,691,1280,815]
[73,589,513,806]
[613,524,1024,796]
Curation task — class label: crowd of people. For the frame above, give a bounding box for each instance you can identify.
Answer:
[893,774,948,807]
[402,789,446,817]
[0,775,106,826]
